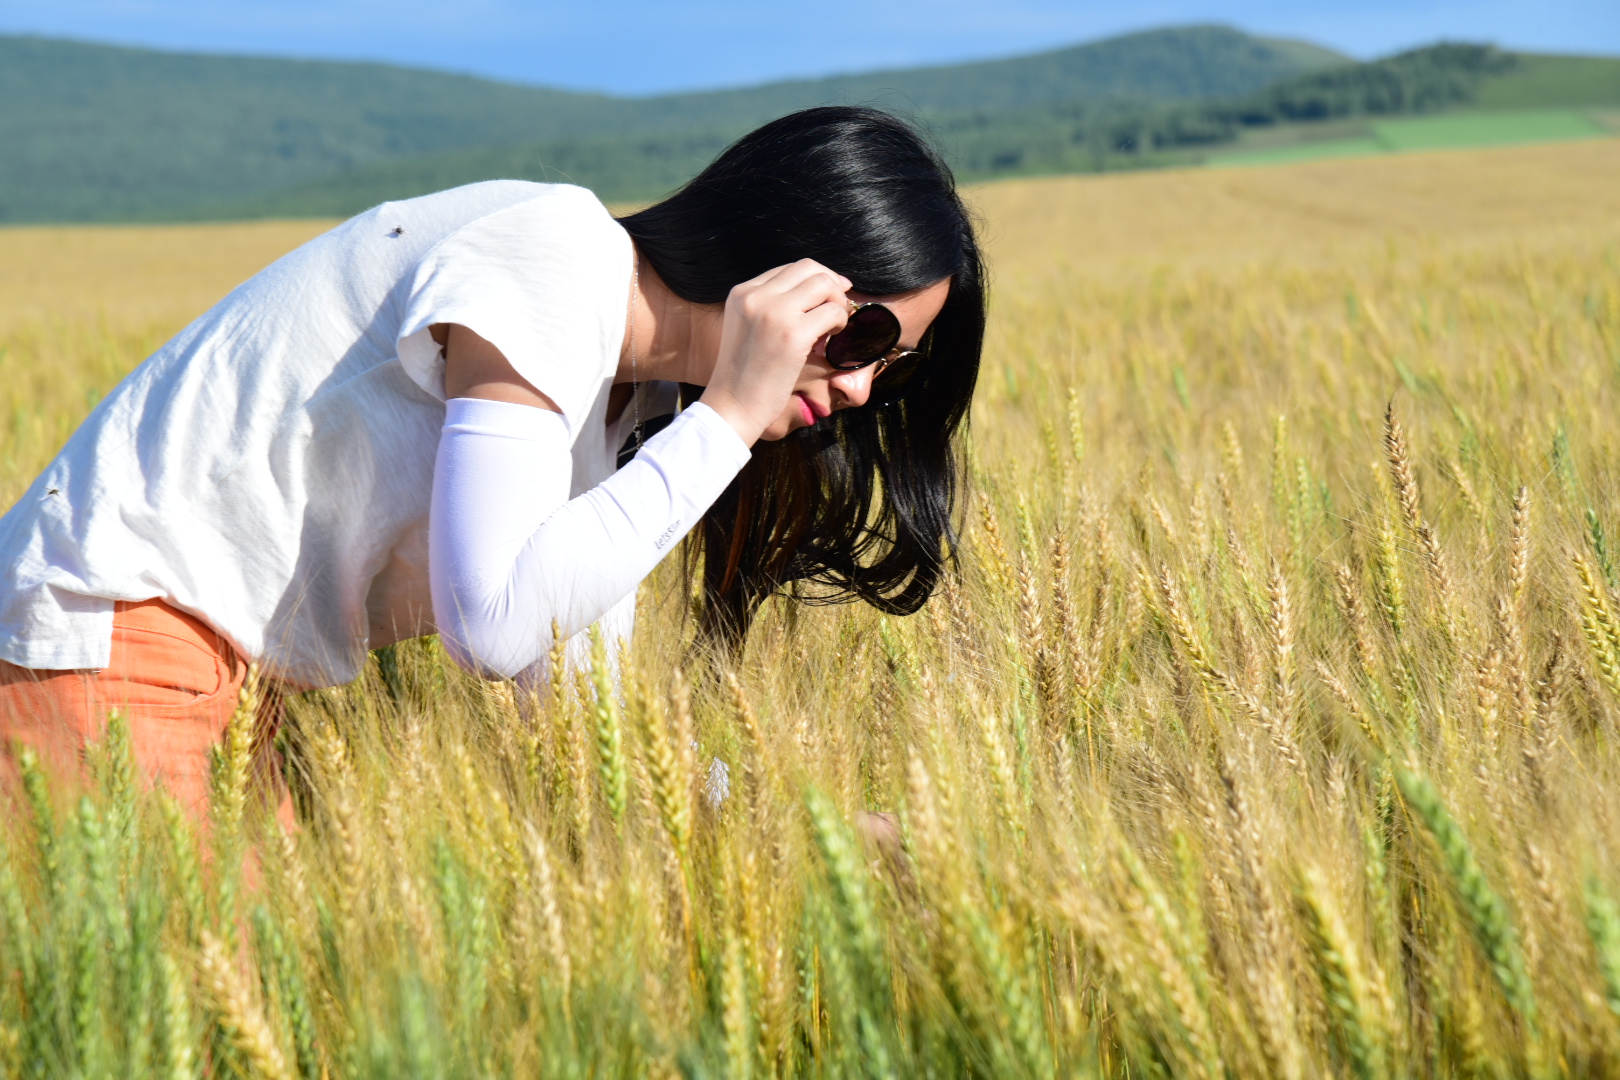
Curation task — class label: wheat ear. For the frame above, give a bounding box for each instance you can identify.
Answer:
[1158,568,1307,778]
[1334,563,1379,681]
[976,491,1019,599]
[639,676,692,868]
[1524,633,1565,805]
[156,950,197,1080]
[1510,485,1531,606]
[1584,876,1620,1020]
[1572,549,1620,698]
[198,929,295,1080]
[974,711,1025,843]
[1384,403,1457,634]
[1316,661,1380,749]
[587,627,628,825]
[524,823,572,1001]
[1297,865,1390,1080]
[1066,385,1084,463]
[1267,557,1297,724]
[1396,767,1537,1024]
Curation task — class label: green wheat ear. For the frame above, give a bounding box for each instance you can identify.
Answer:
[156,950,198,1080]
[71,796,111,1075]
[1584,875,1620,1021]
[588,625,628,825]
[252,904,321,1080]
[1396,766,1537,1025]
[16,747,60,900]
[0,837,36,991]
[805,787,899,1080]
[1297,865,1389,1080]
[92,709,138,874]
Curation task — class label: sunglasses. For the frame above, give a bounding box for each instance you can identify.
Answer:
[825,303,926,404]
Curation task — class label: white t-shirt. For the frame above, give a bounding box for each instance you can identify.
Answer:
[0,180,674,687]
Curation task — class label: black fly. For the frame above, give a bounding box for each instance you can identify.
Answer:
[389,226,405,237]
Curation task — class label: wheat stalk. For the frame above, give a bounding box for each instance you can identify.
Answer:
[250,905,320,1080]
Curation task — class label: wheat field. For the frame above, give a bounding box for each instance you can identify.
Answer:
[3,139,1620,1078]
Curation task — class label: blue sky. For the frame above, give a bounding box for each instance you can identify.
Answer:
[2,0,1614,96]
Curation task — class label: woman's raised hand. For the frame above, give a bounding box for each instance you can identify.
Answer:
[699,259,851,446]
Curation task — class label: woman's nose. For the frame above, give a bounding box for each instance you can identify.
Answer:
[830,364,875,409]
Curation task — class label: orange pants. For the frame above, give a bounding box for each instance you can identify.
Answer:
[0,599,283,818]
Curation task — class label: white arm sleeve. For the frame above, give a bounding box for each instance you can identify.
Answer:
[429,397,752,679]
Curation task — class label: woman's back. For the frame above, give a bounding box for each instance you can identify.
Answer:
[0,180,635,686]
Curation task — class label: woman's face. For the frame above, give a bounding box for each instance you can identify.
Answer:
[757,277,953,442]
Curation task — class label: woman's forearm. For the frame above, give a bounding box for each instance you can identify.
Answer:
[428,397,751,678]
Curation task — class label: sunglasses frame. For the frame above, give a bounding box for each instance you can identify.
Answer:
[826,302,927,402]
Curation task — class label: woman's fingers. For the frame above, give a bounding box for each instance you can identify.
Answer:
[747,259,850,300]
[783,274,853,322]
[701,258,855,446]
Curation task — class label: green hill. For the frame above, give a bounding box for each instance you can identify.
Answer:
[5,28,1616,224]
[2,26,1345,223]
[241,43,1620,214]
[0,37,621,222]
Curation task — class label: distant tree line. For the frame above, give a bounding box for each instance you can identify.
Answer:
[1196,43,1517,131]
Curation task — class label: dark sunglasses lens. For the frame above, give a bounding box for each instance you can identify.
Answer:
[874,352,925,399]
[827,304,901,368]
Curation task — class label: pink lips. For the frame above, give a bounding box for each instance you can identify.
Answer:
[796,393,817,427]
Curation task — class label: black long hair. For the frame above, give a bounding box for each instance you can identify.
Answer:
[618,106,986,647]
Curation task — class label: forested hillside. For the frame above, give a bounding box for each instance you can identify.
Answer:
[2,26,1344,222]
[970,42,1571,168]
[4,27,1616,223]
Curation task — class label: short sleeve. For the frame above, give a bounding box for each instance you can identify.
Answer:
[395,185,633,435]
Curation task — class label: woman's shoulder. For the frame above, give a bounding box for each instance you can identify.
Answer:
[408,182,630,293]
[392,182,633,416]
[372,179,605,219]
[315,182,619,276]
[398,181,619,243]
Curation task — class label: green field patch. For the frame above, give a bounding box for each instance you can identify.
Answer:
[1206,108,1611,168]
[1207,136,1385,167]
[1371,108,1607,150]
[1472,53,1620,109]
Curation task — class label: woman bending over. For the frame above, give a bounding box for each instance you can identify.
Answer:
[0,106,986,811]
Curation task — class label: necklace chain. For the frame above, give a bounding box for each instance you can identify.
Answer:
[629,251,642,451]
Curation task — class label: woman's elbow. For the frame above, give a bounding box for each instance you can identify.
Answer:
[435,599,554,681]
